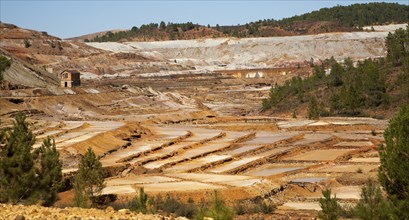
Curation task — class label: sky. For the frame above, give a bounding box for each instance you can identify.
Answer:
[0,0,408,39]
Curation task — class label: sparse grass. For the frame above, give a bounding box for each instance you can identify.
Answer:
[105,191,275,219]
[234,199,276,215]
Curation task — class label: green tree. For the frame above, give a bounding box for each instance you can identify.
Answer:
[0,55,12,82]
[57,41,63,51]
[308,96,320,119]
[33,137,63,206]
[343,86,362,115]
[159,21,166,30]
[329,91,342,114]
[328,61,344,87]
[0,113,62,205]
[354,179,393,220]
[386,27,409,65]
[72,180,88,208]
[362,61,387,107]
[24,39,31,48]
[379,104,409,218]
[73,147,105,207]
[49,40,56,48]
[318,189,341,220]
[0,113,36,204]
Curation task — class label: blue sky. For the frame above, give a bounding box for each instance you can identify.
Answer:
[0,0,407,38]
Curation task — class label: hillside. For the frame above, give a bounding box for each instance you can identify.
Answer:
[1,4,408,219]
[86,24,406,71]
[0,22,192,88]
[262,26,409,119]
[66,29,125,41]
[86,2,409,42]
[278,2,408,28]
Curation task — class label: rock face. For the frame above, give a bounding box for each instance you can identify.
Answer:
[86,24,407,70]
[0,204,167,219]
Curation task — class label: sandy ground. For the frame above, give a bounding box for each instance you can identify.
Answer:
[283,149,353,161]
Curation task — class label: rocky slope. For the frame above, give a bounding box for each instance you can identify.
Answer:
[1,22,406,88]
[86,24,407,72]
[0,22,192,87]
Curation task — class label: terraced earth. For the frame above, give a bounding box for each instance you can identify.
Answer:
[1,22,401,219]
[16,111,385,218]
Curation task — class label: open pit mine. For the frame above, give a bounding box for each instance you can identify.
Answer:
[0,22,406,219]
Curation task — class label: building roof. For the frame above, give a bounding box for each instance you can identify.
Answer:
[60,69,80,74]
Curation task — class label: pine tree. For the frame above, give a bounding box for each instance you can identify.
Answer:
[354,179,393,220]
[379,104,409,218]
[308,96,320,119]
[318,189,341,220]
[73,147,105,207]
[347,86,361,115]
[159,21,166,30]
[33,137,63,206]
[72,178,88,208]
[0,112,36,204]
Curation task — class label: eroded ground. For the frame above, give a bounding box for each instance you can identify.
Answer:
[1,24,400,219]
[0,77,386,218]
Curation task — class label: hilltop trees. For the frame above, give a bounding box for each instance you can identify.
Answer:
[73,147,105,208]
[0,113,62,205]
[86,3,408,42]
[263,26,408,117]
[279,2,408,28]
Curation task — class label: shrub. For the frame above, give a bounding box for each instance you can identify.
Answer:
[130,188,148,213]
[24,39,31,48]
[0,55,12,82]
[151,194,197,218]
[234,200,276,215]
[57,41,63,51]
[195,191,234,220]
